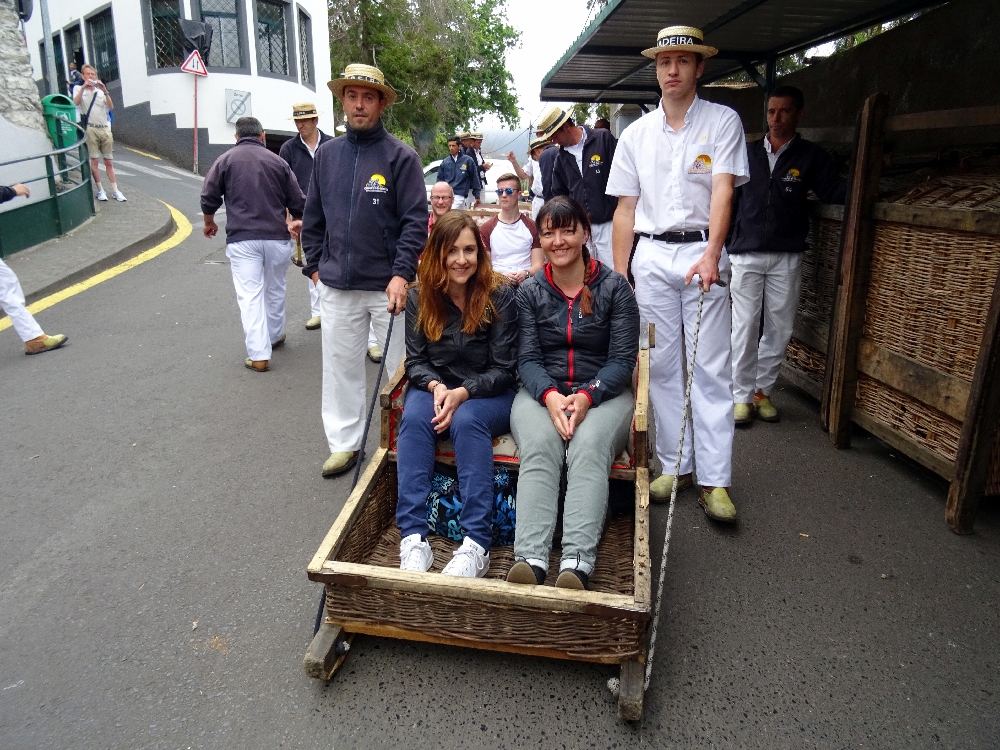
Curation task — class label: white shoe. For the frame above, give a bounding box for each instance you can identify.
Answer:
[399,533,433,572]
[441,537,489,578]
[113,190,127,202]
[96,189,108,201]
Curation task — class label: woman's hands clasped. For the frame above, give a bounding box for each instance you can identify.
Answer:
[544,391,591,440]
[431,383,470,434]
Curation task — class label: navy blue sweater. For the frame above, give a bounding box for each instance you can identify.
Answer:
[301,121,427,291]
[728,135,847,255]
[278,130,333,197]
[548,126,618,224]
[438,153,482,199]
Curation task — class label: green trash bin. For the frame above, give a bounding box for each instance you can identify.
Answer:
[41,94,78,148]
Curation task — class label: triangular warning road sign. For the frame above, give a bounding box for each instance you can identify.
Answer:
[181,49,208,76]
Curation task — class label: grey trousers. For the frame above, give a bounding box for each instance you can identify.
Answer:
[510,388,634,574]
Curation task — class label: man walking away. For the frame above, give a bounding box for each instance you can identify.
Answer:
[202,117,305,373]
[538,106,617,266]
[728,85,847,425]
[437,136,481,209]
[428,181,455,232]
[607,25,749,523]
[0,184,68,355]
[279,102,333,332]
[302,64,427,478]
[72,64,125,202]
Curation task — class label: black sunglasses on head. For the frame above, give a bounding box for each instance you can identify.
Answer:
[495,187,517,196]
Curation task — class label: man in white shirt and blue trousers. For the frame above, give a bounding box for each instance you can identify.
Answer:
[607,25,749,523]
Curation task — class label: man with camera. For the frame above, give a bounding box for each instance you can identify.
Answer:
[72,64,125,203]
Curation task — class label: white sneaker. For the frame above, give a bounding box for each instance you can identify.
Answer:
[113,190,127,202]
[96,189,108,201]
[441,537,489,578]
[399,533,433,572]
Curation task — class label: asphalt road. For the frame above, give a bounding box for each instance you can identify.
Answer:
[2,147,999,749]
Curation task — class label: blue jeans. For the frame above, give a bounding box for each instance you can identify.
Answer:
[396,387,515,551]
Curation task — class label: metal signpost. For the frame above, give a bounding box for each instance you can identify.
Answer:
[180,49,208,173]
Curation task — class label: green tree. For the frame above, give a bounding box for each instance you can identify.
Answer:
[571,102,591,125]
[328,0,520,159]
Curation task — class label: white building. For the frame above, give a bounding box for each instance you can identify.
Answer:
[23,0,334,172]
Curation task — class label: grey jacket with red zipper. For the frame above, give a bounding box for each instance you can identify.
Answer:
[515,259,639,407]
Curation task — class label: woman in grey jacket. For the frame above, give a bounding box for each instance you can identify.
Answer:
[396,212,519,579]
[507,197,639,590]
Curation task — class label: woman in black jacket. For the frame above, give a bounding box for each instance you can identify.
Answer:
[506,197,639,590]
[397,211,518,578]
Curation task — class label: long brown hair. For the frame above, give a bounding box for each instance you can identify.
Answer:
[536,196,595,315]
[416,211,501,341]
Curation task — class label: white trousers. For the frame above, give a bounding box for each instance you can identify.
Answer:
[319,285,405,453]
[307,277,321,317]
[531,195,544,221]
[452,195,466,209]
[633,237,734,487]
[0,258,43,342]
[590,221,614,266]
[730,251,803,403]
[226,239,291,361]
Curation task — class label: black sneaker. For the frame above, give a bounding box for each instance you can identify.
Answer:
[555,568,589,591]
[506,560,546,585]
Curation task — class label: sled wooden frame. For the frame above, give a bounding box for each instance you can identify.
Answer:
[305,325,654,721]
[777,99,1000,534]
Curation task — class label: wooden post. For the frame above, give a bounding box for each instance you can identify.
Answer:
[820,93,888,445]
[945,273,1000,534]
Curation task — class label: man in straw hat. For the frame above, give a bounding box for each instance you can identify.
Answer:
[536,105,618,265]
[438,135,481,209]
[461,131,491,189]
[606,25,749,523]
[505,136,552,220]
[279,102,333,331]
[301,63,427,478]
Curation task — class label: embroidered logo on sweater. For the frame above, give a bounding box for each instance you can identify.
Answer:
[781,168,801,182]
[589,154,602,167]
[365,174,388,193]
[688,154,712,174]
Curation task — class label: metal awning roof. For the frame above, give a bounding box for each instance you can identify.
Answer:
[541,0,944,104]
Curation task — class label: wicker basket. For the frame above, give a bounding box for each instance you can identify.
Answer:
[854,171,1000,494]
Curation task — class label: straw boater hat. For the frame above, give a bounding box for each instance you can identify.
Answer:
[470,131,484,140]
[536,105,572,138]
[528,136,550,153]
[327,63,397,106]
[289,102,321,120]
[641,25,718,59]
[457,131,470,140]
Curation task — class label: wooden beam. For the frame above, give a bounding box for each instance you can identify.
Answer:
[780,363,823,401]
[798,126,855,144]
[633,468,651,608]
[946,272,1000,534]
[851,408,954,479]
[822,93,889,444]
[873,203,1000,237]
[303,621,354,680]
[314,560,650,620]
[856,338,970,422]
[792,312,829,354]
[306,448,390,574]
[379,362,407,408]
[325,621,636,665]
[816,203,845,222]
[885,104,1000,133]
[617,660,645,721]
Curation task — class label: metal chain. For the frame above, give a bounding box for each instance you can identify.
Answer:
[644,287,705,691]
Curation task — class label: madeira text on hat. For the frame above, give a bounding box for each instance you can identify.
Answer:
[535,105,571,138]
[641,26,719,59]
[328,63,397,106]
[290,102,321,120]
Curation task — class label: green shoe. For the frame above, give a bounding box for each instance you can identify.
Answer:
[322,451,359,477]
[699,487,737,523]
[754,394,779,422]
[24,333,67,355]
[734,402,754,426]
[649,473,693,503]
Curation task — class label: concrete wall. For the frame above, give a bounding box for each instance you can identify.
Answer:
[23,0,334,173]
[699,0,999,134]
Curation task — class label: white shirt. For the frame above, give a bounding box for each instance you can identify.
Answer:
[606,96,749,234]
[75,86,109,127]
[764,132,796,173]
[489,217,535,273]
[524,158,544,198]
[301,134,319,158]
[564,136,585,177]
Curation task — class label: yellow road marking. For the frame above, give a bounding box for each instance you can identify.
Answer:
[0,203,192,332]
[125,146,162,160]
